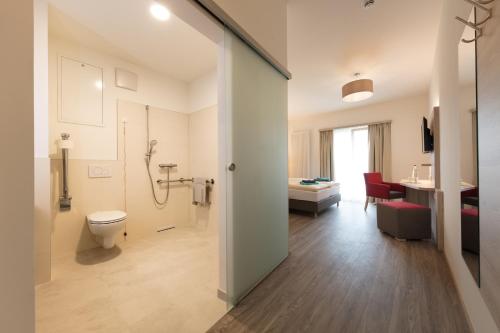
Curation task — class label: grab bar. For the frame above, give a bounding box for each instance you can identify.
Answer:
[157,178,215,185]
[59,133,73,210]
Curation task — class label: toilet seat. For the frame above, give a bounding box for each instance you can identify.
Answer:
[87,210,127,224]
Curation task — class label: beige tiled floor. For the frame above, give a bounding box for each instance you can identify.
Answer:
[36,227,227,333]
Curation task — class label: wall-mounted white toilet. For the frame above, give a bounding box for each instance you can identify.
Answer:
[87,210,127,249]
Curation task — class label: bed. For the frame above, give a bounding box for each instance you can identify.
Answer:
[288,178,341,216]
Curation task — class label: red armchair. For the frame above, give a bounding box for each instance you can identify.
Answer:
[363,172,406,211]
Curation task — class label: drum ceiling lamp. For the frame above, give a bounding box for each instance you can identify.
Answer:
[342,73,374,103]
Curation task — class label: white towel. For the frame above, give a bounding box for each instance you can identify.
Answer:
[192,178,207,206]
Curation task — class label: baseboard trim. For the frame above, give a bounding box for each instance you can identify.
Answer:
[443,252,475,332]
[217,288,227,302]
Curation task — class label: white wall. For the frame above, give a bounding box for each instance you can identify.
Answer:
[45,30,194,267]
[48,35,189,161]
[189,105,218,234]
[44,12,219,252]
[48,35,220,258]
[35,0,49,159]
[34,158,51,285]
[118,101,191,237]
[429,0,498,331]
[288,94,431,183]
[34,0,52,286]
[50,103,221,257]
[214,0,288,67]
[189,70,218,113]
[51,101,193,257]
[0,1,35,332]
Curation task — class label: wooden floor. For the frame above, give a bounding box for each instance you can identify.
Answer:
[209,202,470,333]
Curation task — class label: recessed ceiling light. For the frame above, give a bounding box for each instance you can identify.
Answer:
[150,2,171,21]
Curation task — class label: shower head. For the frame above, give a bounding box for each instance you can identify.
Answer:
[146,139,158,161]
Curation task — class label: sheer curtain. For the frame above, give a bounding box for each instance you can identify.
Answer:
[368,122,392,180]
[334,127,368,201]
[319,130,333,179]
[289,130,311,178]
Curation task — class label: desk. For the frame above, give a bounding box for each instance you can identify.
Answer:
[399,180,475,251]
[401,180,435,204]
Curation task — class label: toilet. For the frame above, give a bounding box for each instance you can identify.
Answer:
[86,210,127,249]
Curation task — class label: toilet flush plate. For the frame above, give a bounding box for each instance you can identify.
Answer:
[88,164,112,178]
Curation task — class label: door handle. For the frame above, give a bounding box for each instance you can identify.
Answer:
[228,163,236,171]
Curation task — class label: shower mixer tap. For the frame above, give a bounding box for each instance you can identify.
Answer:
[159,163,178,168]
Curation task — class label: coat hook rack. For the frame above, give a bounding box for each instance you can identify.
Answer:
[455,0,495,43]
[456,16,483,43]
[464,0,492,26]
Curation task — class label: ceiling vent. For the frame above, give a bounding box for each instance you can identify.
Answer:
[363,0,375,8]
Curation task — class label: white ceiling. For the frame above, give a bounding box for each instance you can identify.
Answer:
[287,0,444,117]
[48,0,217,83]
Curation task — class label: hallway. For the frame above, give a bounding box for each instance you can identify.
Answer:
[209,202,470,332]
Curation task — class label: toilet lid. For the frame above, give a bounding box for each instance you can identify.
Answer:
[87,210,127,224]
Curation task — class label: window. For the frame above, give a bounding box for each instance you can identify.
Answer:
[334,126,368,202]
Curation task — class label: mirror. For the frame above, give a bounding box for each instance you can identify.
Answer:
[458,9,479,286]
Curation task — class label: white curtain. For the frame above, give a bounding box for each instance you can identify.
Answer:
[289,130,311,178]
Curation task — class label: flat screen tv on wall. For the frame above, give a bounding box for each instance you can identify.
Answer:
[422,117,434,153]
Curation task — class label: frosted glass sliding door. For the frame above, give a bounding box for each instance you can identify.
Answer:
[224,29,289,304]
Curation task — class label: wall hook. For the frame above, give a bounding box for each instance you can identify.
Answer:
[456,16,484,43]
[476,0,495,4]
[464,0,493,26]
